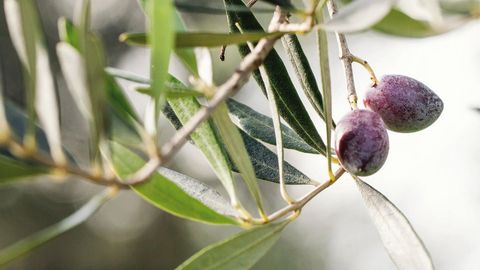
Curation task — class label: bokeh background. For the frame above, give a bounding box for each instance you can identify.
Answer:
[1,0,480,269]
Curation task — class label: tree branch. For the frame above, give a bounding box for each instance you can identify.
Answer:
[326,0,358,109]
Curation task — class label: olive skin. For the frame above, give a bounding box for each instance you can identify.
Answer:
[335,109,389,176]
[364,75,443,133]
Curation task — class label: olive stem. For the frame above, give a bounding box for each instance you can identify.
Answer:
[326,0,379,109]
[349,55,379,87]
[250,168,346,224]
[326,0,357,110]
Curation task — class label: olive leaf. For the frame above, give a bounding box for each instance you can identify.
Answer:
[110,142,238,225]
[0,189,114,268]
[374,8,457,37]
[4,0,65,163]
[0,155,46,185]
[224,0,326,155]
[317,12,335,178]
[227,99,318,154]
[322,0,395,33]
[281,34,326,121]
[145,0,174,137]
[176,221,289,270]
[167,96,240,206]
[158,167,238,217]
[211,103,267,216]
[354,176,435,270]
[119,31,288,48]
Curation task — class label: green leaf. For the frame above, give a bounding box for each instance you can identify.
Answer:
[158,167,238,217]
[174,12,198,76]
[4,0,64,162]
[58,7,108,164]
[110,142,238,225]
[317,12,334,178]
[105,67,202,98]
[373,8,447,37]
[3,101,50,155]
[105,74,140,123]
[354,177,435,270]
[211,103,266,217]
[56,42,92,120]
[322,0,395,33]
[0,155,46,185]
[58,17,79,48]
[237,130,313,185]
[148,0,174,127]
[166,93,239,205]
[105,74,143,150]
[227,99,318,154]
[224,0,326,155]
[137,0,198,76]
[440,0,480,15]
[164,103,314,185]
[282,34,326,122]
[176,221,289,270]
[119,31,287,48]
[0,189,113,267]
[105,67,150,84]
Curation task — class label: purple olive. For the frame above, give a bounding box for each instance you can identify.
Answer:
[364,75,443,133]
[335,109,389,176]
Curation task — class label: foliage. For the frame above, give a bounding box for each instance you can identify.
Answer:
[0,0,474,269]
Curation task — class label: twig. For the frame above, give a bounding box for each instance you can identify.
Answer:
[251,168,346,224]
[326,0,357,109]
[326,0,379,109]
[6,139,130,189]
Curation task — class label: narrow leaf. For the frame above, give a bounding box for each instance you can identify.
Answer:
[374,8,450,37]
[0,66,11,142]
[119,31,287,48]
[167,95,238,205]
[4,0,38,149]
[227,99,318,154]
[0,155,46,185]
[5,0,64,162]
[174,11,198,76]
[281,34,326,121]
[176,221,288,270]
[56,42,92,120]
[35,42,65,164]
[148,0,174,136]
[0,189,114,267]
[323,0,395,33]
[211,103,266,217]
[224,0,326,155]
[354,177,435,270]
[317,12,334,178]
[158,167,238,217]
[110,142,238,225]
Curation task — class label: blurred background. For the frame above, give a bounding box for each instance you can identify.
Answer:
[1,0,480,269]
